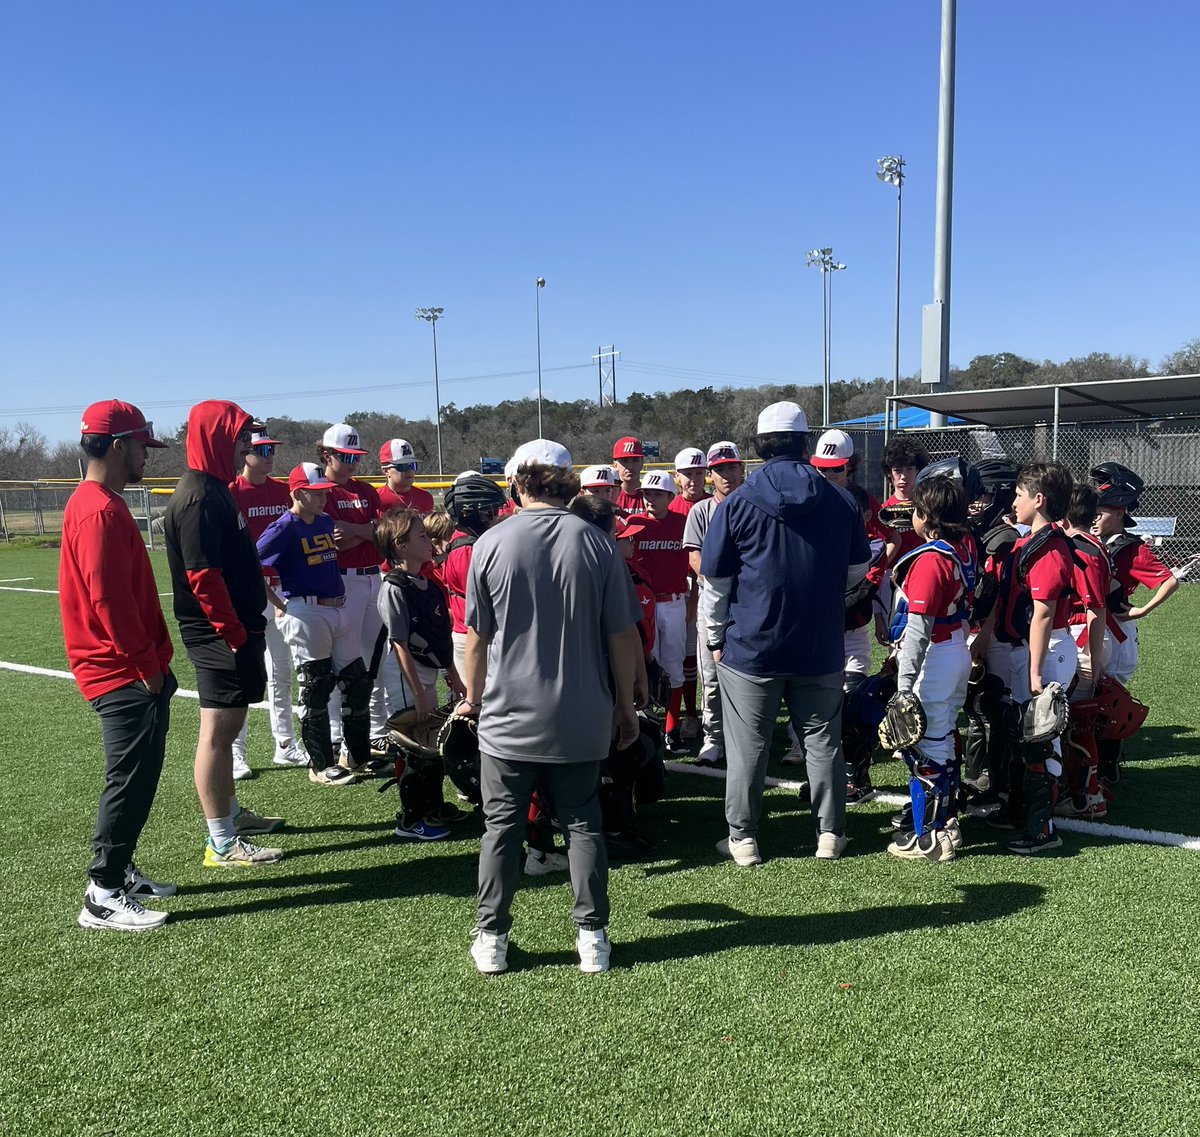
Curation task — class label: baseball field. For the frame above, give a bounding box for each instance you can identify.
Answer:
[2,541,1198,1137]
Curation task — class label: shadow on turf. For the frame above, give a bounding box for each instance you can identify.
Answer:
[507,881,1046,971]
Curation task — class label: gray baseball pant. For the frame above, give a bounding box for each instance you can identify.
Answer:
[717,663,846,841]
[476,754,609,935]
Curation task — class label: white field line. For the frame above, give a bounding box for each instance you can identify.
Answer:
[663,761,1200,853]
[0,584,173,597]
[0,578,34,583]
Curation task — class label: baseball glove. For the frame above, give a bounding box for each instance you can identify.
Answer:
[1022,682,1070,743]
[877,691,927,751]
[386,707,447,758]
[878,502,916,532]
[437,712,482,803]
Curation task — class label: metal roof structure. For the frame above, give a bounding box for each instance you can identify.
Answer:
[886,373,1200,429]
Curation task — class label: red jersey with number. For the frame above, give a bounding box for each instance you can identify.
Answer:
[59,481,174,700]
[1111,539,1172,600]
[379,484,435,515]
[323,479,383,569]
[899,542,968,643]
[625,510,689,597]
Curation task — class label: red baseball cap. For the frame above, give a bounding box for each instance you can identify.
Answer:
[615,516,649,541]
[613,436,644,460]
[80,400,167,447]
[288,462,338,493]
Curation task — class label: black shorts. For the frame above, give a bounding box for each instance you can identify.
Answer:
[188,634,267,709]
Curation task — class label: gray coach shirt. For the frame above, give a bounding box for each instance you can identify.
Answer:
[465,506,639,764]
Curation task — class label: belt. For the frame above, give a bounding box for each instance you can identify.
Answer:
[655,592,686,602]
[294,594,346,608]
[339,566,381,576]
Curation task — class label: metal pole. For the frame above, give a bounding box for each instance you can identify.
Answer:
[431,318,444,477]
[1052,386,1061,459]
[144,486,154,550]
[824,269,832,427]
[893,175,903,430]
[928,0,956,427]
[535,278,545,437]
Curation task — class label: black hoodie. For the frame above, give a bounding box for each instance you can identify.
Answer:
[164,400,267,649]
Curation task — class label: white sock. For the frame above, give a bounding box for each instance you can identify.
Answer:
[229,796,243,820]
[206,816,237,848]
[88,883,121,902]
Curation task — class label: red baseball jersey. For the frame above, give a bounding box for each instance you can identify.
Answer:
[900,544,967,643]
[1111,539,1173,600]
[616,487,646,515]
[1009,528,1073,631]
[441,531,474,634]
[669,494,704,516]
[881,494,922,560]
[626,510,689,597]
[231,475,292,543]
[323,478,383,569]
[379,483,435,515]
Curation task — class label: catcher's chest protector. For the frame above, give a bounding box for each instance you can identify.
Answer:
[888,540,974,644]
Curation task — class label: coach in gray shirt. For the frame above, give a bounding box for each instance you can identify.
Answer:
[457,439,641,976]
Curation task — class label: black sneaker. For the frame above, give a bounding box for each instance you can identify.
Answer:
[425,802,469,825]
[665,730,687,754]
[1003,830,1063,856]
[985,810,1018,831]
[890,803,913,831]
[846,783,879,806]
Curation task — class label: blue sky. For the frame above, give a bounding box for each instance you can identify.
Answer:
[2,1,1197,442]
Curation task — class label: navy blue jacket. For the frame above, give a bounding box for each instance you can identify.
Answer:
[700,458,870,678]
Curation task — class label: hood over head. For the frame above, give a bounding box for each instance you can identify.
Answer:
[186,400,254,482]
[738,458,827,523]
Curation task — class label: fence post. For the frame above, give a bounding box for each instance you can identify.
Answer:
[143,486,154,550]
[34,483,45,536]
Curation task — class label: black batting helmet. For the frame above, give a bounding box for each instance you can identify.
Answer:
[916,455,985,503]
[973,459,1018,531]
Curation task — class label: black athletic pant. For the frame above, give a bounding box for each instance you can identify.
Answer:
[88,672,177,890]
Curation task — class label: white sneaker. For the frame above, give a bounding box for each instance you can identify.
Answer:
[680,715,700,742]
[696,741,723,766]
[815,832,849,860]
[524,849,569,876]
[78,889,168,932]
[716,836,762,866]
[577,927,611,974]
[232,752,253,781]
[470,928,509,975]
[272,742,308,767]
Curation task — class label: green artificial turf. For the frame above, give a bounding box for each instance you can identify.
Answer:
[2,545,1199,1137]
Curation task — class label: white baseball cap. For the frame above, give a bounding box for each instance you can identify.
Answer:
[510,438,573,470]
[379,438,418,467]
[674,447,707,472]
[581,464,618,488]
[641,470,677,496]
[756,401,809,435]
[811,429,854,469]
[707,440,743,466]
[322,422,367,455]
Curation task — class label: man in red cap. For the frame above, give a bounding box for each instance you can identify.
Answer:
[229,427,305,776]
[612,436,646,515]
[378,439,434,514]
[61,400,177,931]
[164,400,286,868]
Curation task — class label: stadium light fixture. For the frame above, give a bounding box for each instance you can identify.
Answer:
[876,155,906,431]
[414,306,445,476]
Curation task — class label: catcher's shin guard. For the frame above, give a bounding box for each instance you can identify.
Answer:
[842,718,876,794]
[527,793,557,855]
[1019,740,1058,840]
[901,749,953,837]
[297,658,338,770]
[337,658,373,765]
[963,710,988,785]
[396,756,429,827]
[1097,736,1123,785]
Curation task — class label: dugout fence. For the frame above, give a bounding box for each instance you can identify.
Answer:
[0,482,158,547]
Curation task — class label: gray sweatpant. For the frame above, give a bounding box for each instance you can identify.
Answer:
[717,663,846,841]
[476,754,609,935]
[696,603,723,753]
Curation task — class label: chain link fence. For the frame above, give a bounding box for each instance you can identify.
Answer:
[0,482,159,547]
[840,418,1200,580]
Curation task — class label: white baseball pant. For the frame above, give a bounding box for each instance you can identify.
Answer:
[696,596,723,752]
[1105,618,1138,686]
[328,572,389,743]
[911,628,971,767]
[653,596,687,687]
[843,624,873,694]
[382,653,439,716]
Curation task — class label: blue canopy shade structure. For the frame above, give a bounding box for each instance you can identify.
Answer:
[834,406,963,429]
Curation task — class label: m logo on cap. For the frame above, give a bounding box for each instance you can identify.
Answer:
[345,432,359,448]
[622,441,638,455]
[822,443,838,456]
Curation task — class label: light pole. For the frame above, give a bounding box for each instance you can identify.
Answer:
[535,277,546,437]
[877,155,906,431]
[414,306,445,476]
[805,247,846,426]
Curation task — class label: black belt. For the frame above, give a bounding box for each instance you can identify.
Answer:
[340,566,381,576]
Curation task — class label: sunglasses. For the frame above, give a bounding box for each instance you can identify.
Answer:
[113,421,156,441]
[253,444,276,457]
[334,451,362,464]
[387,462,418,473]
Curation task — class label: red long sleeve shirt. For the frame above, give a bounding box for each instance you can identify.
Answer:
[59,481,173,700]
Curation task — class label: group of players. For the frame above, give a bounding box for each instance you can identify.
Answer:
[61,394,1179,933]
